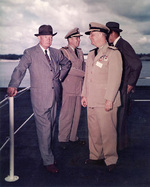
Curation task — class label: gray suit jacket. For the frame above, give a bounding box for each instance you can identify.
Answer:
[8,44,71,108]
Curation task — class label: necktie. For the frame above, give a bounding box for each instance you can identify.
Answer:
[45,50,55,72]
[75,48,78,57]
[94,48,98,56]
[45,50,50,62]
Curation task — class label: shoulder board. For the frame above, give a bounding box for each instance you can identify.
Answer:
[108,46,118,50]
[90,47,98,56]
[89,48,98,52]
[62,46,69,49]
[76,47,81,50]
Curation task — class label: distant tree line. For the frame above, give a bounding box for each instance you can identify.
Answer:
[0,54,23,60]
[0,53,150,60]
[138,53,150,58]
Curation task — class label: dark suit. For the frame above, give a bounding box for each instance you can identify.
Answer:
[115,37,142,150]
[8,44,71,165]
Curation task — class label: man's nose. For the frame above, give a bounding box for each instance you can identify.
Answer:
[48,36,52,41]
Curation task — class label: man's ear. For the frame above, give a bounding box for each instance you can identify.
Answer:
[37,36,40,42]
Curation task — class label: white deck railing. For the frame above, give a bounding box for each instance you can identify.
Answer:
[0,82,149,182]
[0,87,34,182]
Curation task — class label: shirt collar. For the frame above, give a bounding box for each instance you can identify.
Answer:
[39,44,51,59]
[69,45,75,51]
[113,36,121,46]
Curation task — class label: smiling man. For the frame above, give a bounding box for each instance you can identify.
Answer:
[58,28,85,149]
[81,22,122,172]
[7,25,71,173]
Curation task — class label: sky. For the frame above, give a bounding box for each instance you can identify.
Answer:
[0,0,150,55]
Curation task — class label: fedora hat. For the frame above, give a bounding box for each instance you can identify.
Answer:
[85,22,110,35]
[65,27,83,39]
[106,22,122,32]
[34,25,57,36]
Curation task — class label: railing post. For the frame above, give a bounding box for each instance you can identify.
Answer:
[5,97,19,182]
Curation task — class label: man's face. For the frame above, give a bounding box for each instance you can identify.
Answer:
[89,31,101,47]
[107,32,115,44]
[38,35,53,49]
[69,36,81,48]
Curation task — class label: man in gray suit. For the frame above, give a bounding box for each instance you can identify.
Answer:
[7,25,71,173]
[58,28,85,149]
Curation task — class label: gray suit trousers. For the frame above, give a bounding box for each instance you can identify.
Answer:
[33,102,57,165]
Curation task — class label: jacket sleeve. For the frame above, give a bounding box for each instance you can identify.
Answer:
[59,51,71,81]
[120,40,142,86]
[81,54,89,98]
[68,67,85,77]
[8,49,31,88]
[105,50,123,102]
[60,48,84,78]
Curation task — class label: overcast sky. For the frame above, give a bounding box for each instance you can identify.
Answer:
[0,0,150,55]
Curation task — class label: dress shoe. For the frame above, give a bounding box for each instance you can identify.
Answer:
[45,164,59,173]
[59,142,68,150]
[70,139,86,145]
[85,159,105,166]
[107,164,116,172]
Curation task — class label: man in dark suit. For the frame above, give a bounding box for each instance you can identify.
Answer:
[106,22,142,151]
[7,25,71,173]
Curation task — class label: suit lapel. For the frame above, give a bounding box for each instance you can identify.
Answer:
[35,44,52,69]
[115,37,122,48]
[68,46,79,59]
[49,48,57,72]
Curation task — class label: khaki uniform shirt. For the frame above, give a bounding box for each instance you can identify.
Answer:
[81,43,122,107]
[61,45,85,96]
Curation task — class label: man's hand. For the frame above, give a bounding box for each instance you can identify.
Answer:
[127,85,133,94]
[81,96,87,107]
[7,87,18,97]
[105,100,113,111]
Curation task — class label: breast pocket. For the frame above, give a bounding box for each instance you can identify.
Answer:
[94,60,109,84]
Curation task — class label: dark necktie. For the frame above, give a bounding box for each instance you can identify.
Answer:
[94,48,98,56]
[45,50,55,72]
[75,48,78,57]
[45,50,50,62]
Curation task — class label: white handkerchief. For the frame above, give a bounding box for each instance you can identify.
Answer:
[96,61,103,68]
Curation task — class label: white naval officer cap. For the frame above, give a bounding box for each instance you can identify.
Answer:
[85,22,110,35]
[65,27,83,39]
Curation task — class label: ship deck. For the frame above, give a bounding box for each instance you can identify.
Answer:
[0,86,150,187]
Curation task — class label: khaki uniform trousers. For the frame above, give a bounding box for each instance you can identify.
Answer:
[87,107,118,166]
[58,94,81,142]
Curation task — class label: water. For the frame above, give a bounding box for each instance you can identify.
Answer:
[0,59,150,87]
[136,61,150,86]
[0,60,30,87]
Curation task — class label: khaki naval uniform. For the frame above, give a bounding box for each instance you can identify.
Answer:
[81,43,122,165]
[58,45,85,142]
